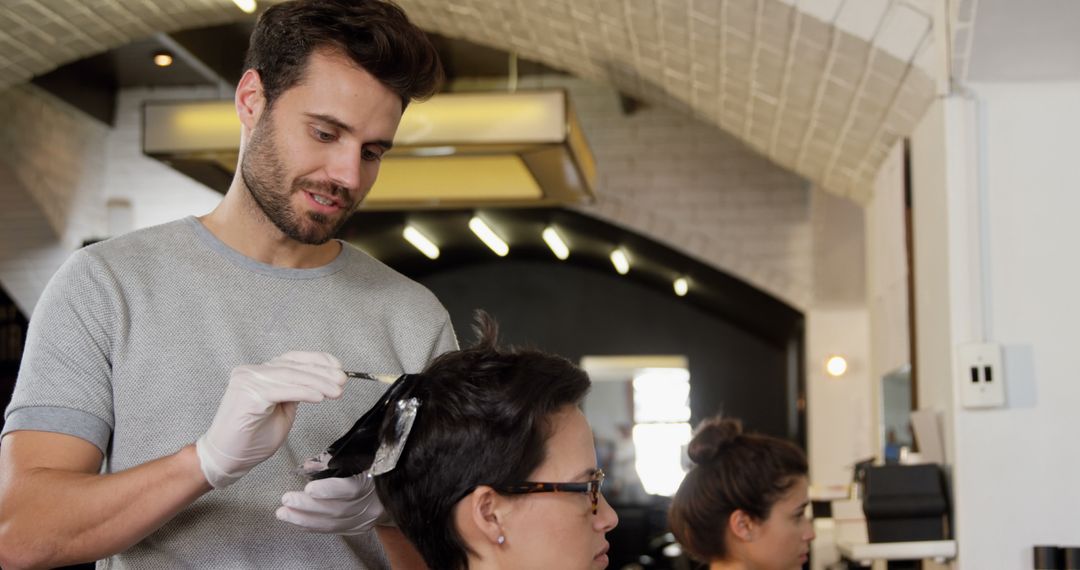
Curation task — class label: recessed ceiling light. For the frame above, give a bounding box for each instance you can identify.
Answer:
[233,0,257,14]
[610,248,630,275]
[153,52,173,67]
[468,216,509,257]
[403,225,439,260]
[542,226,569,260]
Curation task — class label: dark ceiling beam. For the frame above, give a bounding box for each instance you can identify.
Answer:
[31,61,118,126]
[153,33,233,95]
[168,23,253,86]
[341,208,803,348]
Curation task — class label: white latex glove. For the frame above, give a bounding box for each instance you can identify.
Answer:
[275,473,385,535]
[195,351,346,489]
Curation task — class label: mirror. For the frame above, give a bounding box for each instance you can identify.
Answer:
[881,364,913,462]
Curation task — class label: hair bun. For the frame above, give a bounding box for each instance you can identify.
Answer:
[687,417,742,464]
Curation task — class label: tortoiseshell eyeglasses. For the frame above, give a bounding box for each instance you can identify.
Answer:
[491,469,606,514]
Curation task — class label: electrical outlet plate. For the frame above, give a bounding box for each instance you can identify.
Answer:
[956,342,1005,409]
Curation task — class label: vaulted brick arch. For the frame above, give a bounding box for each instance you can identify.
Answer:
[1,0,938,203]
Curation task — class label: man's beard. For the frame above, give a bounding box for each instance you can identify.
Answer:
[240,113,355,245]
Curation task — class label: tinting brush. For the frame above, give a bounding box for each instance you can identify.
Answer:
[302,373,421,480]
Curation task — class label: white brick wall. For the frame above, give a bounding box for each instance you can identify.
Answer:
[103,86,224,230]
[0,84,223,316]
[501,75,814,309]
[0,85,108,315]
[0,0,939,205]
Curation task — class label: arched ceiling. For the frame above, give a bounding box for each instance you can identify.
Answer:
[0,0,939,203]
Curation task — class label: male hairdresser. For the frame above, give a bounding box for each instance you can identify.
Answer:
[0,1,455,567]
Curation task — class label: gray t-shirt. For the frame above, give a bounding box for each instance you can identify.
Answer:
[2,216,457,569]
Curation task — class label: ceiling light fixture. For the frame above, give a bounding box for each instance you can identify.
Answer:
[468,216,509,257]
[403,225,440,260]
[542,226,569,260]
[232,0,257,14]
[673,277,689,297]
[152,51,173,67]
[610,248,630,275]
[143,90,596,209]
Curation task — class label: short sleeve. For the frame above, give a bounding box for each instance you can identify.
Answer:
[427,312,458,364]
[1,249,123,453]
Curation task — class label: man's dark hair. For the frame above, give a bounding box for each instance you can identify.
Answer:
[668,417,808,563]
[374,311,591,570]
[243,0,443,109]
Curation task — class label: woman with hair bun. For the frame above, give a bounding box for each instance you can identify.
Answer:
[669,417,814,570]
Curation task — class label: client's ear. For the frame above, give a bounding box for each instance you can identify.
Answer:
[462,485,506,546]
[728,509,757,542]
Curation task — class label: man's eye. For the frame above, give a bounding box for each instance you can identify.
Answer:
[313,128,336,142]
[362,148,383,161]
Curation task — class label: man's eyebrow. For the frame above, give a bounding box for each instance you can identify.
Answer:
[305,113,393,150]
[306,113,353,134]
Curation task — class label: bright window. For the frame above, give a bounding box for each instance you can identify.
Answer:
[631,368,691,496]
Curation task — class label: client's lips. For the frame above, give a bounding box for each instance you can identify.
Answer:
[594,543,610,567]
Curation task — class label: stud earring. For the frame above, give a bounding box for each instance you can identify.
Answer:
[497,535,506,545]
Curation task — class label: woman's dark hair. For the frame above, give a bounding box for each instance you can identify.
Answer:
[243,0,443,109]
[668,417,808,563]
[375,311,591,570]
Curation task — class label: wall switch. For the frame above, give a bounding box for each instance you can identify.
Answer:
[957,342,1005,409]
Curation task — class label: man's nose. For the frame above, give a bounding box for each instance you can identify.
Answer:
[325,146,363,194]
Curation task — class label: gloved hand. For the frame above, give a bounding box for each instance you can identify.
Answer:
[275,473,385,535]
[195,351,347,489]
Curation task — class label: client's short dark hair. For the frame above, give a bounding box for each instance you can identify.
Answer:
[668,417,808,563]
[375,311,591,570]
[244,0,443,109]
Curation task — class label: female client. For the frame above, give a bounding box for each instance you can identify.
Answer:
[306,312,619,570]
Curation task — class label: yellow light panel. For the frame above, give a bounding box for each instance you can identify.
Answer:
[367,156,541,204]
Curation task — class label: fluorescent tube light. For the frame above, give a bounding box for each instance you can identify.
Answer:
[610,248,630,275]
[403,225,440,260]
[542,226,569,260]
[468,216,509,257]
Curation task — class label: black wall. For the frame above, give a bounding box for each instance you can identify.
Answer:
[0,288,28,437]
[419,259,800,440]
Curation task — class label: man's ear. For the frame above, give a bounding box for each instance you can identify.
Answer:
[235,68,266,131]
[462,485,507,547]
[728,509,757,542]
